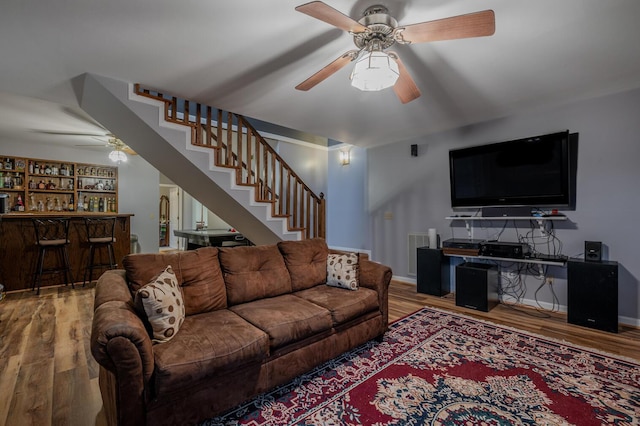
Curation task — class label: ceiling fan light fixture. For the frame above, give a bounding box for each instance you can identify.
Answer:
[350,50,399,91]
[108,149,127,164]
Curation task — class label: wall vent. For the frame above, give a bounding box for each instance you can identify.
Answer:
[407,233,430,276]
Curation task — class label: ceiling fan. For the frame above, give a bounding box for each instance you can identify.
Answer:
[34,128,136,155]
[93,135,136,156]
[294,1,495,103]
[83,136,137,164]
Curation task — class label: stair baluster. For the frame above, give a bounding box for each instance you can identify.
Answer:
[134,84,325,239]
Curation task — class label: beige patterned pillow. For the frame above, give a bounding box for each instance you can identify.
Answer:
[326,253,359,290]
[135,265,185,343]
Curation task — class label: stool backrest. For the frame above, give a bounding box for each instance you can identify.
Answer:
[32,218,70,245]
[84,217,116,242]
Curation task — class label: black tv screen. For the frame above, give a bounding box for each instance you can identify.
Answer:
[449,131,576,208]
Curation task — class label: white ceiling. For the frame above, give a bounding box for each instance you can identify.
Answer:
[2,0,640,149]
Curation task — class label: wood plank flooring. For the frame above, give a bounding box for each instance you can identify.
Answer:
[1,280,638,425]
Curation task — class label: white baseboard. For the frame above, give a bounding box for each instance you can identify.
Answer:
[392,275,416,285]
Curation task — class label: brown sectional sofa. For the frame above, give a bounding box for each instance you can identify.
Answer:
[91,238,392,426]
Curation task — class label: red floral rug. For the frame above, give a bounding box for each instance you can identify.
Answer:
[203,307,640,425]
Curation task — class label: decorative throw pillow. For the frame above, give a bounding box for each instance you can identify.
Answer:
[135,265,185,343]
[326,253,359,290]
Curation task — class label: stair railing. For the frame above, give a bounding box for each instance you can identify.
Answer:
[134,84,325,239]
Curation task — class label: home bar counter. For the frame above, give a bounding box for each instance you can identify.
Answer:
[0,213,132,292]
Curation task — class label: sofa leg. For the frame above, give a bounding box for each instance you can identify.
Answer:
[375,334,385,343]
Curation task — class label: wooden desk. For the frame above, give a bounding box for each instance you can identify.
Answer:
[0,213,132,292]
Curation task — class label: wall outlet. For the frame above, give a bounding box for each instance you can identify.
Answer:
[384,211,393,220]
[545,276,553,286]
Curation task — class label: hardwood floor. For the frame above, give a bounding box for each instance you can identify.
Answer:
[0,284,105,426]
[1,280,638,425]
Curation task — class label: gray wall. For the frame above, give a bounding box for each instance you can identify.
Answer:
[326,145,370,251]
[365,87,640,324]
[0,139,159,253]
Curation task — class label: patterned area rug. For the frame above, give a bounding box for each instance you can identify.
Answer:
[203,307,640,425]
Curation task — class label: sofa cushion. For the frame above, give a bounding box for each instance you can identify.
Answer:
[135,265,186,343]
[123,247,227,316]
[294,285,379,326]
[219,245,292,305]
[229,294,333,349]
[327,253,359,290]
[152,309,269,394]
[277,238,329,291]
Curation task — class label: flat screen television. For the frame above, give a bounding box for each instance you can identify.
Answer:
[449,131,576,209]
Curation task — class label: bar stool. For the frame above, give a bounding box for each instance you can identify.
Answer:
[32,218,74,295]
[83,216,117,286]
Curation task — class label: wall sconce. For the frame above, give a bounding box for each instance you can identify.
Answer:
[339,150,351,166]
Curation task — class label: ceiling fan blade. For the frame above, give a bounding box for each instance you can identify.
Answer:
[33,130,110,137]
[122,146,137,155]
[295,1,368,34]
[398,10,495,44]
[295,50,358,91]
[389,52,421,104]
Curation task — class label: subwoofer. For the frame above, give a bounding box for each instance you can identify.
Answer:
[567,259,618,333]
[455,262,498,312]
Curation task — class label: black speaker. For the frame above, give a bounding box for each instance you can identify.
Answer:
[585,241,602,262]
[455,262,499,312]
[567,259,618,333]
[481,206,532,217]
[417,247,450,296]
[410,144,418,157]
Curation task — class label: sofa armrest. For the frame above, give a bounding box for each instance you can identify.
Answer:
[91,270,154,426]
[358,259,393,328]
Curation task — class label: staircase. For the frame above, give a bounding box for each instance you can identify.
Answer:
[77,73,325,246]
[132,84,325,240]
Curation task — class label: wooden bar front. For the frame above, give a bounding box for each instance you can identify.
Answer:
[0,213,132,292]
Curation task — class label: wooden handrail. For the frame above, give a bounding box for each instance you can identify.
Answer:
[133,84,325,239]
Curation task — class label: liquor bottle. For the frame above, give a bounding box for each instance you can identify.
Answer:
[69,195,74,211]
[83,196,89,211]
[93,197,99,212]
[16,195,24,212]
[77,194,84,212]
[98,197,104,212]
[77,177,83,189]
[28,161,34,174]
